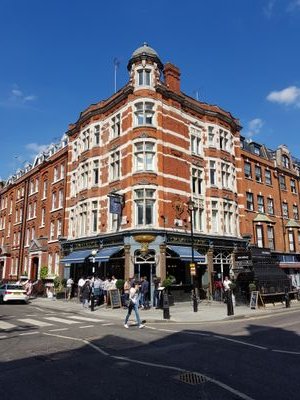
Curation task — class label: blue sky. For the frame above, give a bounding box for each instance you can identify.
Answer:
[1,0,300,179]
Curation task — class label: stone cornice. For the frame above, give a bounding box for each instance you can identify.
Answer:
[66,85,134,137]
[156,85,242,132]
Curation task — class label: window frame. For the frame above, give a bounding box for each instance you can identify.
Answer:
[134,101,155,126]
[134,188,156,227]
[134,141,155,172]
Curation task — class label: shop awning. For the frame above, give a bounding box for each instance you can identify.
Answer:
[91,246,122,262]
[168,245,206,263]
[60,250,92,264]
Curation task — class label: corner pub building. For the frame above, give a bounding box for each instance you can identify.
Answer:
[1,43,268,301]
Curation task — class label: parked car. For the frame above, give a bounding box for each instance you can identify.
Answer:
[0,284,29,304]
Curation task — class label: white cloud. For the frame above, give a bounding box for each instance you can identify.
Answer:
[10,85,37,103]
[11,89,23,97]
[266,86,300,106]
[287,0,300,12]
[245,118,264,139]
[0,85,37,108]
[263,0,276,18]
[25,143,49,154]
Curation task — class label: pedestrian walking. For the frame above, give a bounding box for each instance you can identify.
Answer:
[124,283,144,329]
[66,277,74,300]
[81,279,91,308]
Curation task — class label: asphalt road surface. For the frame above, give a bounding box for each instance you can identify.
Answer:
[1,303,299,400]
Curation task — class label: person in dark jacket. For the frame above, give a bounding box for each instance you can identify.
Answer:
[140,276,150,309]
[81,280,91,308]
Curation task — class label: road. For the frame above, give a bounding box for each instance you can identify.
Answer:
[1,303,299,400]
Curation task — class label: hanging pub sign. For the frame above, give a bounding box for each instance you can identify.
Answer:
[109,193,123,215]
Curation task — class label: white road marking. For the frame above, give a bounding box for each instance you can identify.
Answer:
[0,321,17,330]
[174,330,210,337]
[0,335,8,339]
[101,323,114,326]
[25,314,37,317]
[272,349,300,355]
[112,356,255,400]
[67,316,104,323]
[18,318,53,327]
[33,307,46,312]
[213,335,268,350]
[79,325,94,329]
[42,332,254,400]
[48,328,69,332]
[44,317,80,325]
[19,332,39,336]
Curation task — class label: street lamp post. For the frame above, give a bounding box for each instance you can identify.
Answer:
[187,198,198,313]
[91,249,97,312]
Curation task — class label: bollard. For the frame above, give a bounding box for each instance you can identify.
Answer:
[226,290,234,316]
[284,288,290,308]
[163,292,170,319]
[192,289,198,313]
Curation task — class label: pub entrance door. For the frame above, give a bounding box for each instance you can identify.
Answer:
[134,250,156,303]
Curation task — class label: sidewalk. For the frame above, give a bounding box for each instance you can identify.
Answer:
[30,297,300,323]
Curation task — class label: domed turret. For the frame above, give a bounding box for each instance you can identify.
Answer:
[127,42,163,71]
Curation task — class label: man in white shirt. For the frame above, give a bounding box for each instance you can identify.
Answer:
[223,276,232,292]
[223,276,232,304]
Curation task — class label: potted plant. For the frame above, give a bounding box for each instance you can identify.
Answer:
[162,275,176,306]
[40,266,48,281]
[116,279,125,294]
[248,282,256,292]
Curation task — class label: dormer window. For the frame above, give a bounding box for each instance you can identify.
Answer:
[254,145,260,156]
[282,154,290,169]
[137,69,151,86]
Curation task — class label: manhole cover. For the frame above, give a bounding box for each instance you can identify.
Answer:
[175,372,207,385]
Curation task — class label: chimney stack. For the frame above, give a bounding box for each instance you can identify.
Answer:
[163,63,181,93]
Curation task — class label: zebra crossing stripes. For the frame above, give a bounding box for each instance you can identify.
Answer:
[0,314,111,333]
[18,318,54,327]
[44,317,80,325]
[0,321,16,330]
[67,315,104,323]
